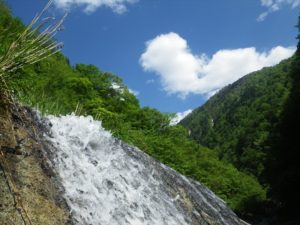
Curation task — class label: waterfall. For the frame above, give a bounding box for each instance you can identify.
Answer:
[43,114,245,225]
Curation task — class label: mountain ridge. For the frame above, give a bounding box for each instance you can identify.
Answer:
[180,46,300,224]
[181,57,293,178]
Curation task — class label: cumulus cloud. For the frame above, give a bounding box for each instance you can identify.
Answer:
[140,33,295,98]
[128,88,139,96]
[146,79,155,84]
[170,109,193,125]
[258,0,300,21]
[111,82,124,93]
[54,0,138,13]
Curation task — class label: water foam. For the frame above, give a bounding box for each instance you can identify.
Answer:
[44,114,244,225]
[46,115,189,225]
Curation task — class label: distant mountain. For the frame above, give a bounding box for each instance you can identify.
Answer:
[181,52,300,224]
[181,58,293,179]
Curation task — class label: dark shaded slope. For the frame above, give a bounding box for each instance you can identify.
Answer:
[266,18,300,225]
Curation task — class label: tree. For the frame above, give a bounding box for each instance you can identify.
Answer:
[267,15,300,224]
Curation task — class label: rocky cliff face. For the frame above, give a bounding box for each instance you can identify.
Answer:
[0,98,72,225]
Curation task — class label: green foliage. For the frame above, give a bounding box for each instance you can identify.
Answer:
[0,0,66,119]
[265,16,300,224]
[0,1,23,55]
[180,44,300,223]
[181,58,293,179]
[0,2,267,218]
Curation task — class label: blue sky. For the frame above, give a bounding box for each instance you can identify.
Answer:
[6,0,300,116]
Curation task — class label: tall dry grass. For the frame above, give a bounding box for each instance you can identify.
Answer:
[0,0,66,105]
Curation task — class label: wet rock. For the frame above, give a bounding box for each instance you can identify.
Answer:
[0,100,72,225]
[44,114,250,225]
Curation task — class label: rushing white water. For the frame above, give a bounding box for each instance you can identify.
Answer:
[43,114,244,225]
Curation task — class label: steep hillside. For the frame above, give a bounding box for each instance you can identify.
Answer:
[181,58,293,179]
[0,97,72,224]
[181,35,300,224]
[267,20,300,223]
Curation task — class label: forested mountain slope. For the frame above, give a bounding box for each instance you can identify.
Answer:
[181,19,300,224]
[181,58,293,179]
[267,20,300,224]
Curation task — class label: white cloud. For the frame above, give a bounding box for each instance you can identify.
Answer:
[111,82,124,93]
[128,88,139,96]
[206,89,220,99]
[170,109,192,125]
[258,0,300,21]
[54,0,138,13]
[140,32,295,98]
[146,79,155,84]
[257,12,269,21]
[261,0,273,7]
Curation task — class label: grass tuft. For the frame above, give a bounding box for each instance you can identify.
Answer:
[0,0,66,106]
